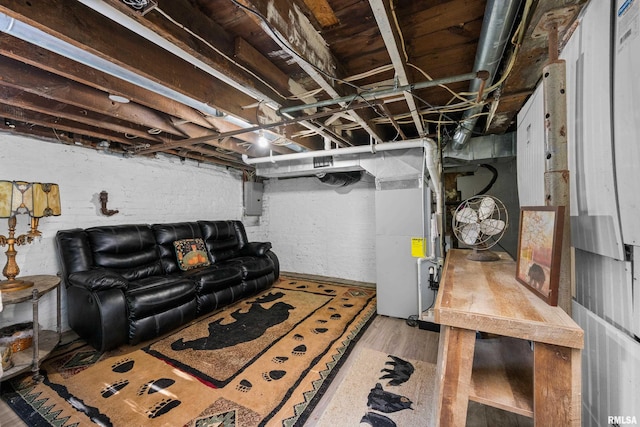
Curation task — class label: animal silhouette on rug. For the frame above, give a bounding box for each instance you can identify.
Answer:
[367,383,413,413]
[380,355,414,386]
[528,263,546,290]
[361,411,397,427]
[171,292,294,351]
[360,355,417,426]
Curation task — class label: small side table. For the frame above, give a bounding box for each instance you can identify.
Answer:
[434,250,583,426]
[0,275,61,382]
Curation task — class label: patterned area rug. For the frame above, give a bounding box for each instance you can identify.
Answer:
[1,277,376,426]
[316,348,436,426]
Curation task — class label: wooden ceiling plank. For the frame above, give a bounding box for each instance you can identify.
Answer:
[396,0,486,38]
[0,0,265,127]
[486,0,588,133]
[0,55,189,138]
[302,0,340,27]
[0,33,215,130]
[0,101,157,148]
[234,37,291,96]
[94,0,323,152]
[236,0,385,144]
[369,0,425,136]
[0,85,166,142]
[100,0,285,106]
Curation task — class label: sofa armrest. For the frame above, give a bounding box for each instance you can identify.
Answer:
[68,269,128,291]
[239,242,272,257]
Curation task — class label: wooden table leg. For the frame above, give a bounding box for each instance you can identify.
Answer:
[435,326,477,426]
[533,342,581,426]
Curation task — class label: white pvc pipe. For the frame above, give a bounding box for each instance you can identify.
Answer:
[243,136,444,224]
[243,138,424,164]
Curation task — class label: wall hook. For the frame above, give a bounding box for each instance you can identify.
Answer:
[99,191,119,216]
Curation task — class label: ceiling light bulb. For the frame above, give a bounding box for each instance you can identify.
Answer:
[108,94,130,103]
[258,132,269,148]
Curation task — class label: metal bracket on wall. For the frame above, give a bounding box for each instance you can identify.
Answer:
[99,191,119,216]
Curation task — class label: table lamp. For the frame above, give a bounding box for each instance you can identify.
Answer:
[0,181,61,292]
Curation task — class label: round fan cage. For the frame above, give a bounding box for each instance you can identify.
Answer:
[452,195,508,261]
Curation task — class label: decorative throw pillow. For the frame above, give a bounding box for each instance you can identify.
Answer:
[173,238,211,271]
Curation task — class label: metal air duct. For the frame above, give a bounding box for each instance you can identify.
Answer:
[451,0,523,150]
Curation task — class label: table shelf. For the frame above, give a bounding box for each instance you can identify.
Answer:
[433,249,583,426]
[1,275,61,382]
[469,336,533,418]
[1,330,59,381]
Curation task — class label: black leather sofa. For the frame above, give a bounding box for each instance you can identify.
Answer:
[55,220,279,352]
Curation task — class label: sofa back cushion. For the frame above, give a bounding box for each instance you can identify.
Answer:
[198,220,248,263]
[151,222,205,274]
[56,228,94,279]
[86,224,163,281]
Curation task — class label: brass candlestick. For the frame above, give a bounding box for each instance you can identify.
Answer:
[0,216,35,291]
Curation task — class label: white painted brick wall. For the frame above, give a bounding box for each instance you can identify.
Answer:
[0,134,243,330]
[246,175,377,283]
[0,133,378,333]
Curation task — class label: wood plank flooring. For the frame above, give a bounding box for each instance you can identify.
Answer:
[1,316,533,426]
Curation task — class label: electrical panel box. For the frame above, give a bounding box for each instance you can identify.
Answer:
[244,181,263,216]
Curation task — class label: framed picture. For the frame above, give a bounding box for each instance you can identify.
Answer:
[515,206,565,306]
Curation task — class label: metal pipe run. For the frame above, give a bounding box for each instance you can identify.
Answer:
[277,72,481,116]
[451,0,523,150]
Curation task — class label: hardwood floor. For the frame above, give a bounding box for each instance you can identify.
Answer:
[306,315,533,426]
[0,316,533,426]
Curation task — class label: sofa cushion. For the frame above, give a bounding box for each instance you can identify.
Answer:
[239,256,274,279]
[55,229,94,276]
[173,238,211,271]
[198,220,247,263]
[86,224,163,281]
[217,256,274,280]
[126,276,196,319]
[186,266,244,294]
[68,269,128,291]
[152,222,203,274]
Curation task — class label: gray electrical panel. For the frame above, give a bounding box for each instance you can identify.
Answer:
[244,181,263,216]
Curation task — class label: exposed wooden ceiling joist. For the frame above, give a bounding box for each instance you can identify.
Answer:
[234,0,386,145]
[0,0,576,169]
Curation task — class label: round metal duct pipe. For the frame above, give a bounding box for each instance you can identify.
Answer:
[451,0,523,150]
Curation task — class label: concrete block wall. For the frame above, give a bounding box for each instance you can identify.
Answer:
[247,175,377,284]
[0,134,243,330]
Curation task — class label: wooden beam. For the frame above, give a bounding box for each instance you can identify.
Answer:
[100,0,284,105]
[234,37,290,96]
[236,0,385,144]
[136,101,381,155]
[0,0,264,128]
[0,86,163,142]
[97,0,323,151]
[0,102,155,148]
[369,0,425,136]
[0,33,215,130]
[0,56,186,137]
[302,0,340,28]
[485,0,588,133]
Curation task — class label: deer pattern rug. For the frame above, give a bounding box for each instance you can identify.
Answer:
[1,277,376,427]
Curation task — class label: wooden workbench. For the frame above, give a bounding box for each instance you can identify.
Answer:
[433,249,583,426]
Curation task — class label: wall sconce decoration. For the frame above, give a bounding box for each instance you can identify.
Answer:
[99,191,119,216]
[0,181,61,292]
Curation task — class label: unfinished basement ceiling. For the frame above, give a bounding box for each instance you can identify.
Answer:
[0,0,586,170]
